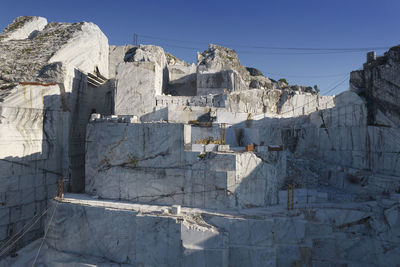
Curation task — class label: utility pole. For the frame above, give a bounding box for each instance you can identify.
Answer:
[133,33,138,46]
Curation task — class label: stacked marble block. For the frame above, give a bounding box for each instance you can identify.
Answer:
[85,121,286,209]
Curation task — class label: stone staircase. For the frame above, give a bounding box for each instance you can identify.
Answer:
[87,72,107,87]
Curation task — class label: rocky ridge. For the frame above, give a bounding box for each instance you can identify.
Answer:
[197,44,316,94]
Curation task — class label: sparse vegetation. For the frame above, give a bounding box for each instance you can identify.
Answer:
[313,85,320,94]
[127,154,138,166]
[198,152,207,159]
[166,52,178,61]
[278,78,288,84]
[5,17,32,32]
[0,84,16,90]
[21,48,33,54]
[195,137,223,145]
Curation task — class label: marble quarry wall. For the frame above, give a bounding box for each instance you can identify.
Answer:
[350,47,400,127]
[167,60,197,96]
[113,45,171,116]
[196,68,247,95]
[0,16,111,253]
[196,44,249,96]
[85,122,286,208]
[67,72,113,193]
[236,91,400,196]
[40,197,400,267]
[0,83,70,252]
[154,91,334,119]
[224,89,334,115]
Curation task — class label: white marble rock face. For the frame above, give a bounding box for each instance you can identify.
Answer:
[85,122,286,208]
[0,15,111,254]
[17,199,396,267]
[0,18,109,84]
[0,16,47,41]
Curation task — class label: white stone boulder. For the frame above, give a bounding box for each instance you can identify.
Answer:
[0,19,109,83]
[0,16,47,41]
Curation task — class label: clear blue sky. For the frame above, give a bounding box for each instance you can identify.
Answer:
[1,0,399,95]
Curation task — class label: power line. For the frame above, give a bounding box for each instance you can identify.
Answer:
[138,34,390,52]
[271,74,350,116]
[0,186,60,258]
[0,158,64,177]
[0,105,67,113]
[262,71,350,79]
[32,201,58,267]
[157,43,382,55]
[0,208,49,254]
[0,207,50,257]
[138,34,364,77]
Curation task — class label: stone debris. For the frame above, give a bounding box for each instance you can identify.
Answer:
[172,204,181,215]
[0,15,399,267]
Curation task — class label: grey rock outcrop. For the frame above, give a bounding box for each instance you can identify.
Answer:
[246,67,263,77]
[197,44,251,82]
[196,44,317,94]
[196,44,249,95]
[125,44,168,70]
[350,46,400,126]
[249,75,274,90]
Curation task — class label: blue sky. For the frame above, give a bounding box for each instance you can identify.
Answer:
[1,0,399,95]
